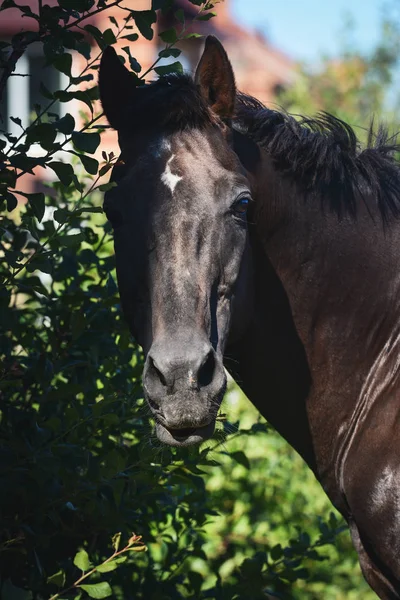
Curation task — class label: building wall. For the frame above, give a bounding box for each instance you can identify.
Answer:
[97,0,295,158]
[0,0,295,190]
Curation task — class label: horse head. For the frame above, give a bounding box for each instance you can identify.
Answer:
[99,37,254,446]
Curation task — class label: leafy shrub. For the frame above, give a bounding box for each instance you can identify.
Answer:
[0,2,372,598]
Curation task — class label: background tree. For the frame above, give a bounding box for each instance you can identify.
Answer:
[278,15,400,137]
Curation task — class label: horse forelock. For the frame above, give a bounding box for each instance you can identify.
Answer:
[123,73,219,136]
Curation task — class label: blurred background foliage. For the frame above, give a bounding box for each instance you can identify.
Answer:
[277,12,400,139]
[0,0,398,598]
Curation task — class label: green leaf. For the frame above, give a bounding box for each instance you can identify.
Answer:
[111,532,121,552]
[231,451,250,469]
[27,193,45,222]
[39,81,54,100]
[84,24,103,43]
[73,549,91,571]
[59,0,94,9]
[54,113,75,135]
[54,89,95,114]
[121,34,139,42]
[26,123,56,151]
[79,582,112,599]
[184,32,202,39]
[23,216,40,241]
[128,544,147,553]
[154,61,183,76]
[8,155,42,174]
[159,28,178,44]
[72,132,100,155]
[132,10,156,41]
[109,16,118,27]
[71,74,94,85]
[10,116,22,127]
[98,181,117,192]
[0,166,17,187]
[95,562,118,574]
[53,52,72,76]
[47,570,66,587]
[53,208,69,224]
[59,233,85,247]
[0,0,16,9]
[76,40,92,59]
[99,163,112,177]
[121,47,141,73]
[270,544,283,561]
[96,556,127,573]
[196,11,216,21]
[175,8,185,23]
[71,312,86,340]
[83,25,115,50]
[6,192,18,212]
[106,274,118,294]
[102,28,117,46]
[76,153,99,175]
[158,48,181,59]
[48,161,74,186]
[75,206,103,216]
[26,254,52,274]
[294,567,309,580]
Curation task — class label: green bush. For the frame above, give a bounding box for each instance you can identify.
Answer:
[0,2,377,598]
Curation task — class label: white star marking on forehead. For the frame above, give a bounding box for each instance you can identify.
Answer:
[161,154,182,194]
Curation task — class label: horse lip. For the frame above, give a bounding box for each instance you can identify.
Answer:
[165,426,198,437]
[155,420,215,447]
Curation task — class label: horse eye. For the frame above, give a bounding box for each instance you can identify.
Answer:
[232,197,250,216]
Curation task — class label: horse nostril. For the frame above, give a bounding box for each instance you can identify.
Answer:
[150,356,168,387]
[198,350,216,388]
[147,396,160,411]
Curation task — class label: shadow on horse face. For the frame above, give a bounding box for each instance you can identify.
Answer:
[99,38,253,447]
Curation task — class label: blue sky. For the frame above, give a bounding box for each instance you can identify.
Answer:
[231,0,387,62]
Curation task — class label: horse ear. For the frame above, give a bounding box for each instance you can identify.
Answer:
[195,35,236,120]
[99,46,136,130]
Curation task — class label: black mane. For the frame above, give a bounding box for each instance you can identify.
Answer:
[234,93,400,220]
[133,73,400,220]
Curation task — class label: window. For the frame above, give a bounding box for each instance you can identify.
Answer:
[0,43,68,138]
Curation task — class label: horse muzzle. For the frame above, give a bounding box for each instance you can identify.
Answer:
[143,335,227,446]
[154,419,216,447]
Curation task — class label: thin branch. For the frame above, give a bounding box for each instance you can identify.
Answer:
[48,537,145,600]
[5,11,131,157]
[139,2,208,80]
[3,142,106,286]
[0,46,25,104]
[64,0,126,31]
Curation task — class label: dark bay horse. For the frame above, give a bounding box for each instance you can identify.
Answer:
[99,37,400,599]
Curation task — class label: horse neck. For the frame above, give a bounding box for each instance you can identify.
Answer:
[259,167,400,374]
[243,153,400,482]
[226,158,317,469]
